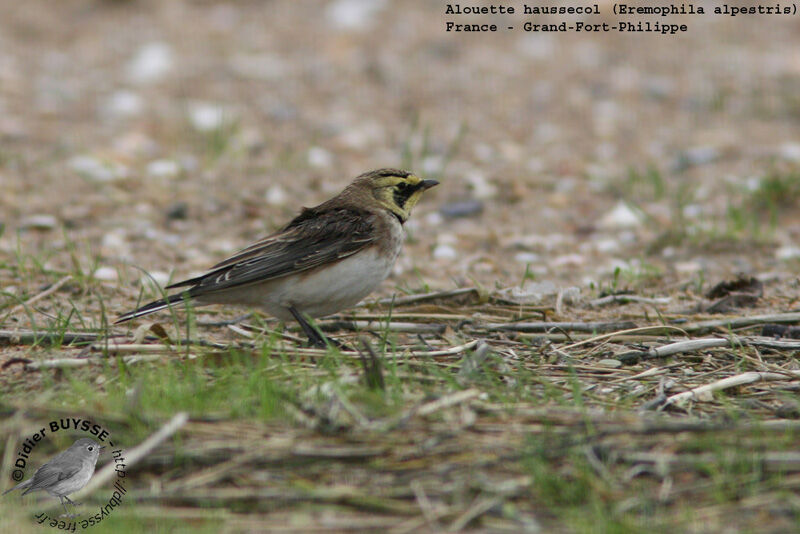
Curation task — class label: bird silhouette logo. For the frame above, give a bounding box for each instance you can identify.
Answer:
[3,438,104,518]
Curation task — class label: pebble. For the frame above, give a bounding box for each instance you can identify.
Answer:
[69,155,128,183]
[423,211,444,227]
[433,244,458,260]
[127,42,174,84]
[593,238,620,253]
[560,287,582,304]
[778,142,800,162]
[166,202,189,220]
[20,214,57,230]
[552,253,586,267]
[682,204,704,219]
[307,147,333,168]
[671,146,719,172]
[497,281,557,304]
[598,201,643,229]
[189,102,229,132]
[514,252,540,264]
[597,359,622,369]
[93,266,118,281]
[776,246,800,261]
[675,261,703,274]
[326,0,387,30]
[147,159,181,179]
[102,90,143,119]
[265,184,287,206]
[101,230,131,258]
[465,171,497,200]
[439,200,483,219]
[140,270,171,288]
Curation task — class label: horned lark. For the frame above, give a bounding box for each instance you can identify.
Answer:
[116,169,438,346]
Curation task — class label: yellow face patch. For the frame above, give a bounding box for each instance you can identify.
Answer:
[370,173,436,222]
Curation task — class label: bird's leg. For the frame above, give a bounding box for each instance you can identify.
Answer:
[288,307,329,348]
[59,496,75,518]
[63,495,82,506]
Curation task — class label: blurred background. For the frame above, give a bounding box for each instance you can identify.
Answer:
[2,0,798,302]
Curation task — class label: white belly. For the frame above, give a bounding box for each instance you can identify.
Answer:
[199,244,400,321]
[266,246,397,319]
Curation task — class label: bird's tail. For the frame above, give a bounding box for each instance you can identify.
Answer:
[3,478,31,495]
[115,293,190,324]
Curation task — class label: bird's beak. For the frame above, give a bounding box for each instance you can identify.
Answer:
[99,446,106,452]
[420,179,439,190]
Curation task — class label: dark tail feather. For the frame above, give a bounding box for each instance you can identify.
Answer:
[115,293,190,324]
[3,478,31,495]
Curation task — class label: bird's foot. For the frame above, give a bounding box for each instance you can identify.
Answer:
[289,307,352,351]
[305,335,352,351]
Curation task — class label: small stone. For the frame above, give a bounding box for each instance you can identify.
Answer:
[265,185,287,206]
[93,266,118,281]
[514,252,540,264]
[672,146,719,172]
[776,246,800,261]
[166,202,188,220]
[140,270,171,288]
[433,244,458,260]
[497,281,557,304]
[127,42,173,84]
[560,287,582,304]
[465,171,497,200]
[424,212,444,227]
[675,261,702,274]
[599,201,643,229]
[593,238,620,253]
[552,254,586,267]
[69,155,128,183]
[682,204,704,219]
[189,102,229,132]
[20,214,57,230]
[101,230,131,258]
[439,200,483,219]
[307,147,333,168]
[778,142,800,162]
[597,359,622,369]
[147,159,181,179]
[102,90,143,119]
[326,0,387,30]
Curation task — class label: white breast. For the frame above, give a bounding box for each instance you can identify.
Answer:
[203,216,405,321]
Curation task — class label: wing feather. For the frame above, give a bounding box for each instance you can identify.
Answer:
[22,460,80,495]
[171,208,377,295]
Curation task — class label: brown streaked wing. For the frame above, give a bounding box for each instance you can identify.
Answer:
[169,208,377,294]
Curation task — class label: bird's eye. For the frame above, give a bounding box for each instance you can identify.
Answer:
[88,446,94,451]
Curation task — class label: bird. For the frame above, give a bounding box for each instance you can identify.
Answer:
[115,169,439,347]
[3,438,104,518]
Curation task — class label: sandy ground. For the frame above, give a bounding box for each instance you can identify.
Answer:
[2,0,798,305]
[1,2,800,532]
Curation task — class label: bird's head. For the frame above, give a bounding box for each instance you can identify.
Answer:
[352,168,439,223]
[71,438,104,461]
